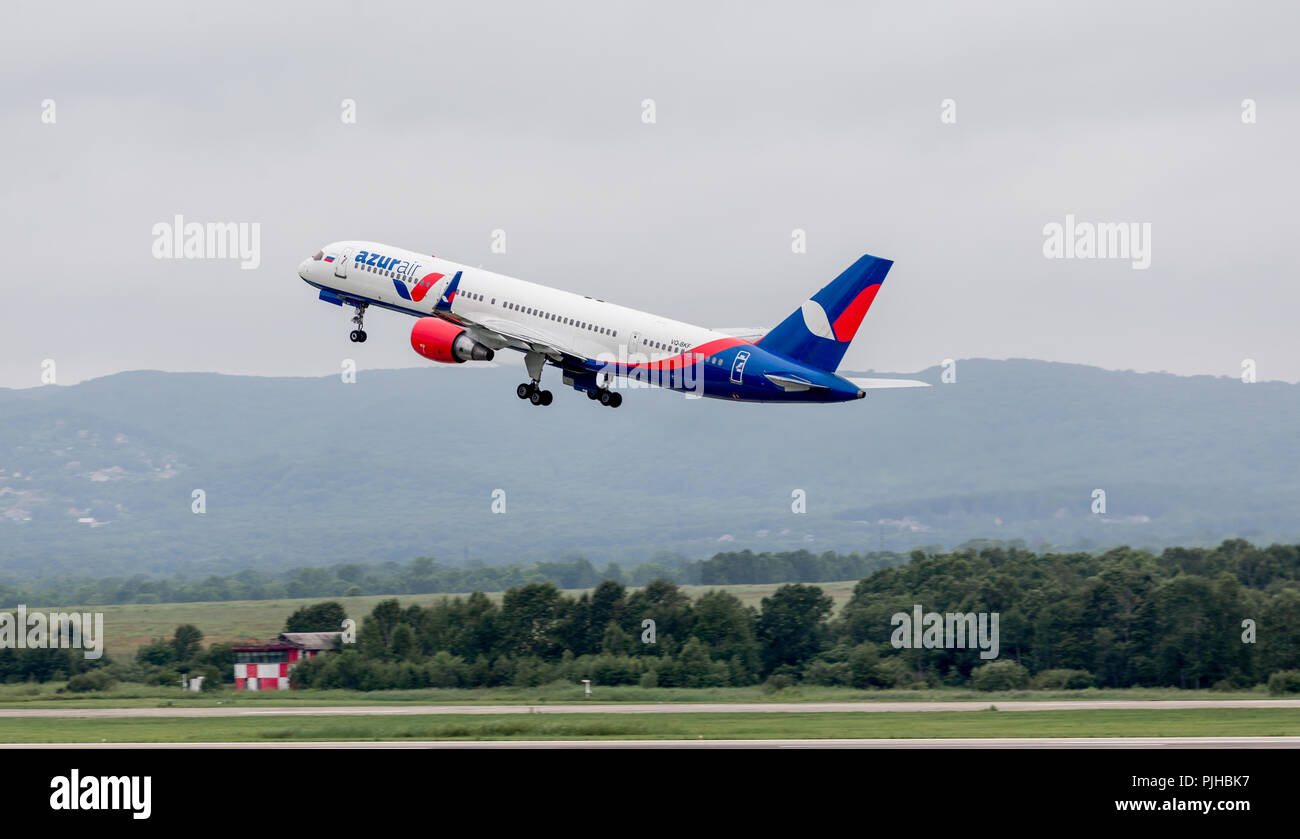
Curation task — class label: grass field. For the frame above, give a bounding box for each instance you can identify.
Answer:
[2,708,1298,743]
[54,581,862,658]
[0,680,1274,708]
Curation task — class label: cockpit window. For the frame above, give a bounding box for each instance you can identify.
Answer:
[313,250,324,261]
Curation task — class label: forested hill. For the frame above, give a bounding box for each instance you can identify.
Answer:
[0,359,1296,578]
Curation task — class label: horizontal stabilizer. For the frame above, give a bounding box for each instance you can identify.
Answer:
[711,326,769,342]
[764,373,826,392]
[849,377,931,389]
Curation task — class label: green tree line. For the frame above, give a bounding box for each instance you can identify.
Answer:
[290,540,1300,692]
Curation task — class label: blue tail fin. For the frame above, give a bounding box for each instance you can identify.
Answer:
[757,254,892,372]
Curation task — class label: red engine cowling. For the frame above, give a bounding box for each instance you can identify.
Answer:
[410,317,495,364]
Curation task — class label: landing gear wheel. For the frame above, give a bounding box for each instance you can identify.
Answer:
[539,390,553,406]
[357,330,367,342]
[517,383,533,400]
[599,390,612,406]
[608,392,622,408]
[349,330,361,343]
[529,389,543,406]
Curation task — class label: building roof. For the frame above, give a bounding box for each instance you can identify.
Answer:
[277,631,343,650]
[232,631,343,653]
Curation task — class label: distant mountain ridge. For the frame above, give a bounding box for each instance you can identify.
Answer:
[1,359,1296,579]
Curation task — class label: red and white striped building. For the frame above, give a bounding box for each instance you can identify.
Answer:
[232,632,341,690]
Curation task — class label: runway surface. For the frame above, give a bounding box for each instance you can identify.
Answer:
[4,699,1298,718]
[6,736,1299,748]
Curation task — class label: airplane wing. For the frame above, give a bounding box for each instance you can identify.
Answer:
[460,315,589,363]
[848,377,932,389]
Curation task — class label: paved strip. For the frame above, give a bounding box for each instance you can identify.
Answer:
[5,736,1300,749]
[1,699,1298,718]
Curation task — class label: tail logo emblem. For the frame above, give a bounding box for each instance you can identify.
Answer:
[800,300,835,340]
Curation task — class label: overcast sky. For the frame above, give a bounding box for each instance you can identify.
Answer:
[3,1,1297,389]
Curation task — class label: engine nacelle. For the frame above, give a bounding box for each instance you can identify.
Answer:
[410,317,495,363]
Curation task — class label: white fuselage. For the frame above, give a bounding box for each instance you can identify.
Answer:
[299,240,732,366]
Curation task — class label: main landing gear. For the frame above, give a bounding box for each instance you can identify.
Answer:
[588,388,623,408]
[348,303,368,343]
[517,381,554,406]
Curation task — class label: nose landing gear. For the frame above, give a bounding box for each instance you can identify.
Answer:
[348,303,369,343]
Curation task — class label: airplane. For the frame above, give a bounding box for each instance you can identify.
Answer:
[297,242,928,407]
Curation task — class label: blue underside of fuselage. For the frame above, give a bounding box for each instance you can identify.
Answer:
[308,280,861,403]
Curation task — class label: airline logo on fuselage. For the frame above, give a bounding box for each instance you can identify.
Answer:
[355,250,422,278]
[400,273,443,303]
[434,271,462,311]
[356,249,443,303]
[730,350,750,385]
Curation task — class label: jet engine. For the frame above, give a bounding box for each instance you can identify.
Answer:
[410,317,495,363]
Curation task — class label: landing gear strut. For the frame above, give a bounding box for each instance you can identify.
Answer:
[518,351,553,406]
[348,303,369,343]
